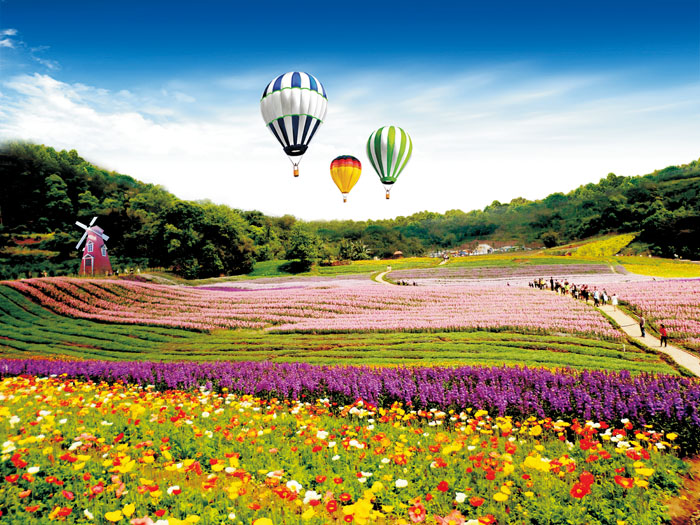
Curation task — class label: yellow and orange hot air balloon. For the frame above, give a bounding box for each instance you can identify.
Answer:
[330,155,362,203]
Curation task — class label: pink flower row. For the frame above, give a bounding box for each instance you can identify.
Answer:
[4,278,621,339]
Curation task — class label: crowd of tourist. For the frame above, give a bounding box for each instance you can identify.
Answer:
[529,277,618,308]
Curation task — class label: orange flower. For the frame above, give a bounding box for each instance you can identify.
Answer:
[614,476,634,489]
[469,496,485,507]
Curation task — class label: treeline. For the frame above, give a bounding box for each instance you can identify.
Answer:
[0,141,698,279]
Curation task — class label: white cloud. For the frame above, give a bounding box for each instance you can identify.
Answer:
[1,29,18,36]
[0,38,14,48]
[1,69,699,222]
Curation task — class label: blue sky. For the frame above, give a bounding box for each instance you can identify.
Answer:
[1,0,699,220]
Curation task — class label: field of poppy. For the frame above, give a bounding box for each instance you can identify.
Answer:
[0,373,692,524]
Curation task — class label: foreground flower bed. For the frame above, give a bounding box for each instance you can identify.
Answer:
[3,359,699,455]
[0,375,689,524]
[2,279,620,339]
[602,280,700,351]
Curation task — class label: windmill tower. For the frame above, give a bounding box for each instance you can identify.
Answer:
[75,217,112,276]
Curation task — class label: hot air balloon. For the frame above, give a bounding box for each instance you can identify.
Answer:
[260,71,328,177]
[330,155,361,203]
[366,126,412,199]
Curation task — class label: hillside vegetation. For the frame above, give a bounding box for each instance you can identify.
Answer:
[1,141,698,279]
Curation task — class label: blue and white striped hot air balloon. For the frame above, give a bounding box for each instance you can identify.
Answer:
[260,71,328,177]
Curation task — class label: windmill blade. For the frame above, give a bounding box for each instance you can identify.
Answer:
[76,231,88,250]
[75,221,88,230]
[96,231,109,242]
[89,216,97,226]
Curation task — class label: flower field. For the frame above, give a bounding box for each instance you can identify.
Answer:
[388,264,613,284]
[0,372,692,524]
[2,279,621,339]
[0,284,675,373]
[603,279,700,351]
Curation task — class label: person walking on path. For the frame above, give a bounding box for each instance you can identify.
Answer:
[639,316,646,337]
[659,324,668,347]
[611,293,618,310]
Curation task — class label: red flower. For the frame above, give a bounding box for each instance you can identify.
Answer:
[333,477,344,484]
[5,474,19,483]
[326,500,338,513]
[19,489,31,498]
[312,445,322,453]
[570,482,590,499]
[57,507,72,518]
[62,490,75,500]
[469,496,485,507]
[315,475,327,483]
[579,471,595,487]
[437,481,449,493]
[344,515,354,523]
[614,476,634,489]
[114,432,125,443]
[339,492,352,502]
[155,509,166,517]
[25,505,40,513]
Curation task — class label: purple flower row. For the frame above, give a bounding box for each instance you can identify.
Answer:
[2,358,698,449]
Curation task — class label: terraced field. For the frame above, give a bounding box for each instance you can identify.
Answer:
[0,284,678,373]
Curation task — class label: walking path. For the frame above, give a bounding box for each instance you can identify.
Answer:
[599,304,700,376]
[373,271,393,286]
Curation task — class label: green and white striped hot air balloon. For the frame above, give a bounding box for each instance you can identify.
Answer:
[366,126,413,199]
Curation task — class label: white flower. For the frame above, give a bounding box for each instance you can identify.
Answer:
[303,490,321,504]
[358,477,367,483]
[467,520,480,525]
[100,421,113,426]
[69,441,82,451]
[58,418,67,424]
[84,509,94,520]
[167,485,180,495]
[228,512,236,520]
[328,441,336,448]
[9,415,20,427]
[27,466,40,474]
[331,455,340,461]
[395,479,408,488]
[360,471,372,478]
[381,458,390,464]
[225,467,235,473]
[316,430,328,440]
[621,418,629,424]
[455,492,467,504]
[201,411,210,418]
[467,445,476,451]
[286,480,303,493]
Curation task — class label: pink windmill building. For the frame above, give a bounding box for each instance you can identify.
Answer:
[75,216,112,276]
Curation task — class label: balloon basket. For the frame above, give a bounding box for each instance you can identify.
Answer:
[293,167,299,177]
[385,191,390,200]
[343,194,347,203]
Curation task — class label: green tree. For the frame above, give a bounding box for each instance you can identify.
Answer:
[44,174,73,230]
[77,190,100,218]
[287,224,322,269]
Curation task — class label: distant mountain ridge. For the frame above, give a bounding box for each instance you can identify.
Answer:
[0,141,698,279]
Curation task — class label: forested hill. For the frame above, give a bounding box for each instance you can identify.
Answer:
[0,141,698,279]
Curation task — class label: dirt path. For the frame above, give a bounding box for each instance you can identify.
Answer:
[599,304,700,376]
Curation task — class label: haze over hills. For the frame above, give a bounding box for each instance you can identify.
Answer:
[1,141,698,279]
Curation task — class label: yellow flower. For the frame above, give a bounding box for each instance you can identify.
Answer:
[635,468,654,477]
[105,510,123,522]
[524,492,535,498]
[667,433,678,441]
[302,508,315,520]
[494,492,508,502]
[123,504,135,518]
[529,425,542,437]
[253,519,274,525]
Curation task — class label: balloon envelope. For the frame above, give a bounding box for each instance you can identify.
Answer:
[260,72,328,159]
[366,126,412,196]
[330,155,362,201]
